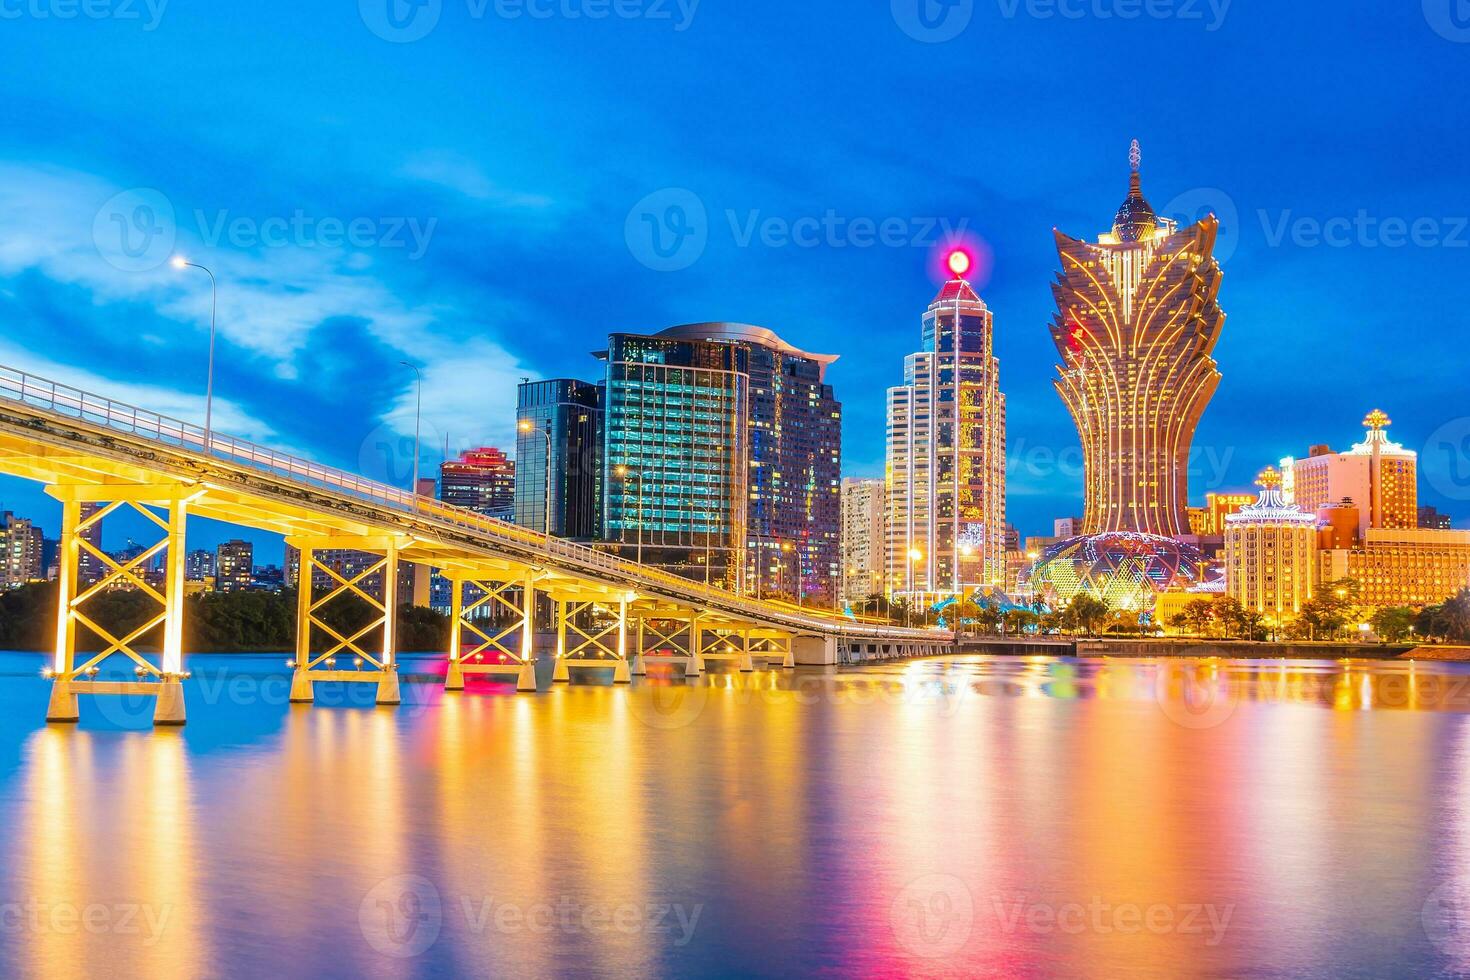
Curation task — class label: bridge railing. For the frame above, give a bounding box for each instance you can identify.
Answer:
[0,364,929,637]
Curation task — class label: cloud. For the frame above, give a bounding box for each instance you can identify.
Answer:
[400,151,557,211]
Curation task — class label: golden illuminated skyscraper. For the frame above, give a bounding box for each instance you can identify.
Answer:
[1047,141,1226,537]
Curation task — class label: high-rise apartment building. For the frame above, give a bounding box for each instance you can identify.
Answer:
[215,540,253,593]
[599,323,841,601]
[1420,505,1454,531]
[440,448,516,521]
[840,478,885,602]
[0,512,44,587]
[185,549,216,582]
[1047,142,1224,538]
[885,252,1006,600]
[1281,411,1418,537]
[515,379,604,538]
[1224,467,1318,618]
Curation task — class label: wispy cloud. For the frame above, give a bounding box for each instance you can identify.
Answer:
[400,150,558,210]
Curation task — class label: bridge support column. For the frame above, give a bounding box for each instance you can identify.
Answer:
[44,485,199,726]
[553,599,570,683]
[793,634,839,666]
[517,573,538,692]
[445,574,465,691]
[631,619,647,676]
[738,628,754,672]
[688,616,704,676]
[286,535,407,707]
[613,598,631,684]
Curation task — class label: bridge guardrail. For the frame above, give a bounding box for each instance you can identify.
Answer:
[0,364,936,639]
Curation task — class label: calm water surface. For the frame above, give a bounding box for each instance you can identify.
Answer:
[2,651,1470,978]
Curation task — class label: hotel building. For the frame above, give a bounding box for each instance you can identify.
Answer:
[884,253,1006,600]
[1224,467,1318,618]
[1281,410,1417,538]
[441,447,516,521]
[1321,529,1470,609]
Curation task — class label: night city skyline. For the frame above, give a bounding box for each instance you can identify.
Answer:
[1,3,1468,559]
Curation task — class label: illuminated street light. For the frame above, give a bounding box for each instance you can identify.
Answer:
[521,419,554,536]
[171,256,218,453]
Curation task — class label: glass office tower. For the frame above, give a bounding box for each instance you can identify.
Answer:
[515,379,604,538]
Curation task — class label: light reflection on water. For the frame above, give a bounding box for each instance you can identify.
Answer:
[1,652,1470,977]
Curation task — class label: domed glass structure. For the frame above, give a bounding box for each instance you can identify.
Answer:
[1021,532,1207,611]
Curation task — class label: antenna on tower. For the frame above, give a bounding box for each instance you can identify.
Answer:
[1129,139,1141,173]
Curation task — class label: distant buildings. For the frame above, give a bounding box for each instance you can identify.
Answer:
[1420,505,1454,530]
[0,512,44,587]
[1053,517,1084,539]
[285,546,419,602]
[1224,467,1318,618]
[1281,410,1417,537]
[215,540,253,593]
[884,250,1006,600]
[185,549,216,581]
[840,478,885,602]
[598,323,841,602]
[440,448,516,521]
[515,379,604,538]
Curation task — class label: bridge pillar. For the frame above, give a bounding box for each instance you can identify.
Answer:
[688,617,704,676]
[517,573,537,692]
[553,599,570,683]
[613,598,632,684]
[286,535,407,707]
[738,628,754,672]
[793,634,839,666]
[439,570,542,693]
[43,485,198,726]
[631,619,647,676]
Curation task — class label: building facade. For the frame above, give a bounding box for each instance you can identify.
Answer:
[185,548,216,582]
[0,512,44,587]
[599,323,841,601]
[515,379,604,538]
[840,478,885,603]
[1321,528,1470,610]
[1281,411,1418,538]
[440,448,516,521]
[1047,142,1225,538]
[1224,467,1318,618]
[885,257,1006,600]
[215,540,253,593]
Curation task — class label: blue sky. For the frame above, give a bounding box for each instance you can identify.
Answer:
[0,0,1468,560]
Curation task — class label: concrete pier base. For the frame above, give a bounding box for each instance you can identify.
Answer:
[445,660,465,691]
[686,653,704,676]
[738,651,754,672]
[45,679,79,723]
[153,678,187,726]
[375,669,401,706]
[289,670,314,703]
[552,657,571,683]
[613,659,632,684]
[631,652,646,676]
[516,660,538,693]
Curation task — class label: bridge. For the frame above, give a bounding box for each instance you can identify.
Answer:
[0,364,948,726]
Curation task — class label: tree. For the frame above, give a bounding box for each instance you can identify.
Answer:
[1063,594,1110,637]
[974,604,1002,636]
[1176,598,1217,638]
[1369,607,1416,644]
[1003,608,1039,636]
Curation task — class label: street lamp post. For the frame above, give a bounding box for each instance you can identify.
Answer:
[520,420,554,536]
[614,467,649,567]
[170,257,217,452]
[400,362,422,503]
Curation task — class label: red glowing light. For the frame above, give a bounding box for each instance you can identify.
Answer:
[947,249,972,278]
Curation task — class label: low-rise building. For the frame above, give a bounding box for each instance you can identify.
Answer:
[1321,528,1470,609]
